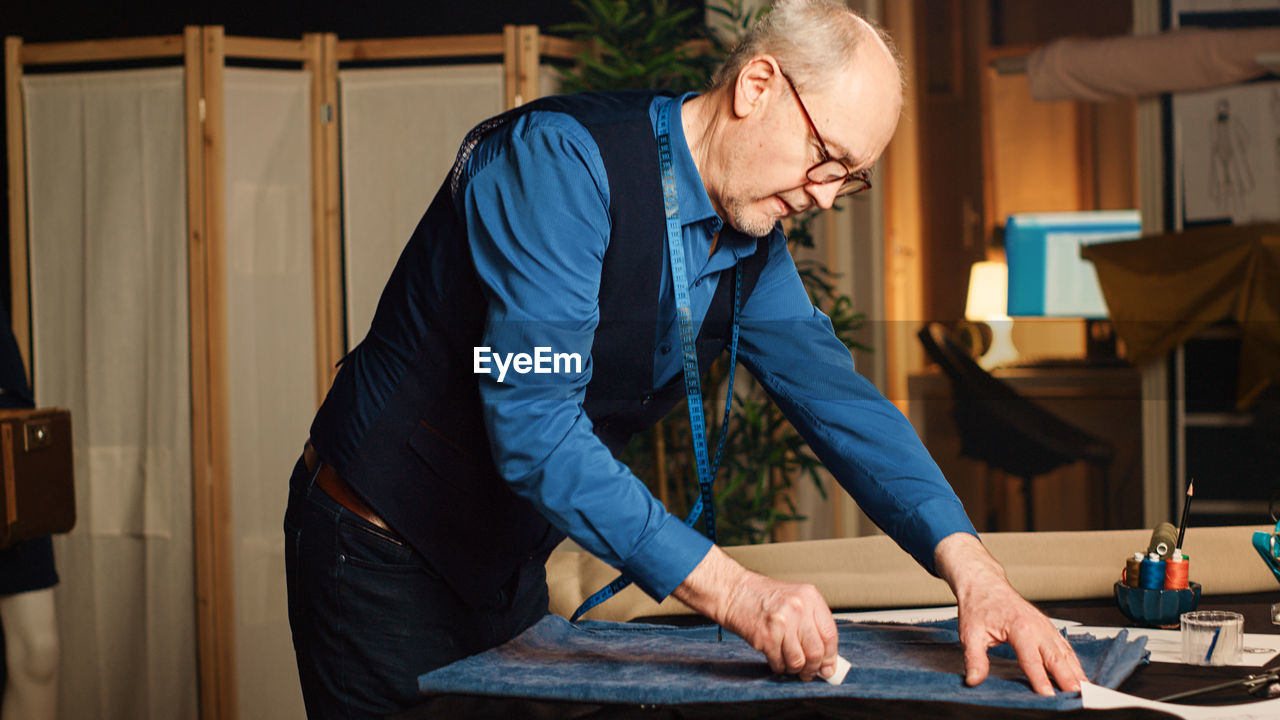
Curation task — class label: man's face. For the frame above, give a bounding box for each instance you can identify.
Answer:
[716,45,901,237]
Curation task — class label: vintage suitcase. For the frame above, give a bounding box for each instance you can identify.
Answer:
[0,408,75,549]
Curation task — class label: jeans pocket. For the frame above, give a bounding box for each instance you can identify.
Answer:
[336,515,425,573]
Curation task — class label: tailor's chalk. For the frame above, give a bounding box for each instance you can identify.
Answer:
[824,655,852,685]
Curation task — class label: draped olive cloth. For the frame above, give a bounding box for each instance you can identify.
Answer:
[1082,223,1280,410]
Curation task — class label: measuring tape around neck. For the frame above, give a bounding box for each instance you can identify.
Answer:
[571,97,742,622]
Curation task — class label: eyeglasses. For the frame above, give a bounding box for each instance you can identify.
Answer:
[780,70,872,197]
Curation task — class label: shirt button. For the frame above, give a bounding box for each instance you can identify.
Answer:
[641,393,653,406]
[659,342,672,354]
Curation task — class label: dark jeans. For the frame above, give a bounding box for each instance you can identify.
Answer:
[284,452,549,719]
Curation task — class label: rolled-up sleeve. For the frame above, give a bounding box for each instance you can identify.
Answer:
[736,233,977,573]
[461,113,710,600]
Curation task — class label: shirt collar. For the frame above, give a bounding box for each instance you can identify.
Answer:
[650,93,721,231]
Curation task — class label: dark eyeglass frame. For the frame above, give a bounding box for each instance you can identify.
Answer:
[779,70,872,197]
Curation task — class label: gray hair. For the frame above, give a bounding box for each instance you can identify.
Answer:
[710,0,903,95]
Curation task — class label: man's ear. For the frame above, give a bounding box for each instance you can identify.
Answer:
[732,55,781,119]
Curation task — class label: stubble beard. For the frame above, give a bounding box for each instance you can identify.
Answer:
[723,195,780,238]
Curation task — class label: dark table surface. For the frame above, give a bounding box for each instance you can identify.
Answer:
[397,591,1280,720]
[1039,590,1280,707]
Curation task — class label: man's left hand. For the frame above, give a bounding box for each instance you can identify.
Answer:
[934,532,1087,696]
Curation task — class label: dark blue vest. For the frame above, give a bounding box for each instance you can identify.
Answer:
[310,91,769,607]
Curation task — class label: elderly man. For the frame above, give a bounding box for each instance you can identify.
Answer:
[285,1,1086,717]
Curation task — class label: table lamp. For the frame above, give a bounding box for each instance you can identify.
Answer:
[965,261,1018,369]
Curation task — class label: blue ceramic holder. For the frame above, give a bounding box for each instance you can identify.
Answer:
[1114,581,1202,628]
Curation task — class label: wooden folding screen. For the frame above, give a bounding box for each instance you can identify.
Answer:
[7,31,205,720]
[4,27,330,720]
[5,24,576,720]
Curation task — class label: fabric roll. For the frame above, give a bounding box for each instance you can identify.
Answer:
[418,615,1148,710]
[548,525,1278,622]
[1028,28,1280,102]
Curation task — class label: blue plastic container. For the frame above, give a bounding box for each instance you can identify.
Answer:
[1114,581,1202,628]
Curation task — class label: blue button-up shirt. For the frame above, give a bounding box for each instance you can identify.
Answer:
[456,93,975,601]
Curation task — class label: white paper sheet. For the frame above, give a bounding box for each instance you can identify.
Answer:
[1067,626,1280,667]
[834,605,1081,631]
[1081,680,1280,719]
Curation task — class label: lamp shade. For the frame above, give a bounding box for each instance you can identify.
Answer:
[965,261,1009,321]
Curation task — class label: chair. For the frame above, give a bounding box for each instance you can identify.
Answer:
[917,323,1114,531]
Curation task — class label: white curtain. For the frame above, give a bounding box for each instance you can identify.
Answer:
[539,65,562,98]
[24,67,197,720]
[223,67,315,720]
[338,64,504,347]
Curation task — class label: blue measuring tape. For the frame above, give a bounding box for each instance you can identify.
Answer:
[570,98,743,622]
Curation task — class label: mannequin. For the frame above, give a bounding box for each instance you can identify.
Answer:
[0,584,58,720]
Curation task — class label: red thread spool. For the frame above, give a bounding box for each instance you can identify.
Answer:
[1164,555,1190,589]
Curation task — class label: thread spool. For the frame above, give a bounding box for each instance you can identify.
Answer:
[1125,552,1143,588]
[1164,551,1190,590]
[1139,552,1166,590]
[1148,522,1178,560]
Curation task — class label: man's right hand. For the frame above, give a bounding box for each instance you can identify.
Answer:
[671,545,839,682]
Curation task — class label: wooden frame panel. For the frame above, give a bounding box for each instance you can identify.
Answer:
[517,25,540,105]
[19,35,184,64]
[182,26,224,720]
[305,33,344,397]
[198,24,237,720]
[304,34,328,401]
[5,37,29,381]
[335,33,504,62]
[223,36,309,62]
[320,33,343,378]
[503,25,520,109]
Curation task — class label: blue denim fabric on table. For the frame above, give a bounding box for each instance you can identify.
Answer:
[418,616,1148,710]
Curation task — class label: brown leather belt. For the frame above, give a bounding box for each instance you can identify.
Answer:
[303,442,396,535]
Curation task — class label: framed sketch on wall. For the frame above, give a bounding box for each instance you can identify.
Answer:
[1176,80,1280,223]
[1171,0,1280,224]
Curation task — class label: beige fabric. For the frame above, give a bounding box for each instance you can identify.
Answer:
[548,526,1276,622]
[24,68,199,719]
[1027,28,1280,103]
[338,65,504,349]
[223,68,315,720]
